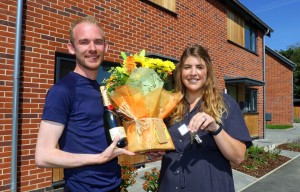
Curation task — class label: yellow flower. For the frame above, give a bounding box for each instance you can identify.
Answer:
[123,56,136,74]
[134,54,146,67]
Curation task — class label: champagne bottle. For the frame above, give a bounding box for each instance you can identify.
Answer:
[100,86,128,148]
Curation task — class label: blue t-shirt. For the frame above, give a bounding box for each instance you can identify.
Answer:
[42,72,121,192]
[158,94,252,192]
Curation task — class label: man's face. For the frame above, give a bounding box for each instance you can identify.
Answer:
[68,22,108,71]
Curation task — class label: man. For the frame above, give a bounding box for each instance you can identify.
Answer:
[35,16,134,192]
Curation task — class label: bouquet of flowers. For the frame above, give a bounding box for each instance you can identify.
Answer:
[103,50,183,152]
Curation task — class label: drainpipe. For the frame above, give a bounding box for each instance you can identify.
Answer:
[11,0,24,191]
[263,29,270,139]
[292,75,294,124]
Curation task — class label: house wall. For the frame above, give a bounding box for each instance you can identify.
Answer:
[0,0,265,191]
[266,51,294,125]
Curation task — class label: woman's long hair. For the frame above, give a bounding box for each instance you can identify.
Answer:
[168,44,227,125]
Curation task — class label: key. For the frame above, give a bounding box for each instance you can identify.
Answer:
[195,134,202,144]
[190,132,197,144]
[190,132,202,144]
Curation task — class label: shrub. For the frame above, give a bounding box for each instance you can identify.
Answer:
[143,168,160,192]
[294,117,300,123]
[246,145,266,165]
[244,145,281,170]
[119,161,138,192]
[287,137,300,149]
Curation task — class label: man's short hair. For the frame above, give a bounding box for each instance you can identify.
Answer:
[68,15,105,43]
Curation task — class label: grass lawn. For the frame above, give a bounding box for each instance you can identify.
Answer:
[266,124,293,129]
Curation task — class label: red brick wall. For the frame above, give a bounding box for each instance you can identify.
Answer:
[266,51,294,125]
[0,0,265,191]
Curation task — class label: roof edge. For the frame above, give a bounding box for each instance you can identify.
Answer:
[224,76,265,86]
[224,0,273,37]
[265,46,296,69]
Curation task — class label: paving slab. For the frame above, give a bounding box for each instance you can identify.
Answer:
[233,170,257,192]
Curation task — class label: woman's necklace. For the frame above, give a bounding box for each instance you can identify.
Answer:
[188,97,201,112]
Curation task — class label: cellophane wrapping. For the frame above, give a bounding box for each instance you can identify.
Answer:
[109,81,183,153]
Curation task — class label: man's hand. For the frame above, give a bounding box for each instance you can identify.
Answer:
[99,136,135,163]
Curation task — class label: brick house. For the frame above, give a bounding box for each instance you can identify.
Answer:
[0,0,283,191]
[265,46,296,125]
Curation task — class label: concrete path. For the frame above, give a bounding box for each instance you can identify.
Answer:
[240,155,300,192]
[237,123,300,192]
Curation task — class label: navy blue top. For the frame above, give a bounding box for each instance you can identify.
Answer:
[42,72,121,192]
[158,94,252,192]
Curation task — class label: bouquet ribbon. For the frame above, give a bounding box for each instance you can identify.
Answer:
[117,102,148,135]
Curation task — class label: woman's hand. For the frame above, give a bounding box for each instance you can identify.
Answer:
[144,151,166,162]
[188,112,219,133]
[188,112,246,164]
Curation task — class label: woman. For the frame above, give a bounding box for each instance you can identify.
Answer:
[158,44,252,192]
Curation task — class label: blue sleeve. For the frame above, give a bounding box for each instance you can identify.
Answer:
[42,82,74,125]
[222,94,252,148]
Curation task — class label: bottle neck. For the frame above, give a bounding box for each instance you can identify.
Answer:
[105,104,114,110]
[100,86,114,109]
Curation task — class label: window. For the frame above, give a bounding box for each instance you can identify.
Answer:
[146,0,176,12]
[245,89,257,113]
[55,53,75,83]
[244,24,257,52]
[55,52,177,90]
[55,52,119,84]
[227,10,257,52]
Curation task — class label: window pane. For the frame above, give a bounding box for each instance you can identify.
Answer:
[97,62,120,85]
[55,55,76,83]
[244,25,251,50]
[250,32,257,52]
[244,23,257,52]
[245,89,258,113]
[251,90,257,112]
[245,89,250,112]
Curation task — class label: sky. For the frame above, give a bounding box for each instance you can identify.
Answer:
[239,0,300,51]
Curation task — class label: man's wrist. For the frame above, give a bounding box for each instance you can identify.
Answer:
[209,125,223,136]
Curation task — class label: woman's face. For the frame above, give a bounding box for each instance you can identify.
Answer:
[181,56,207,94]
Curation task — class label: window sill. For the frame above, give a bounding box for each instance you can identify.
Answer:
[227,40,258,56]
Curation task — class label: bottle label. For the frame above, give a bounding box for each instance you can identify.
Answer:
[109,126,126,140]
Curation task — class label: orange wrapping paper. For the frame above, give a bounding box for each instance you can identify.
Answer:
[109,85,183,152]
